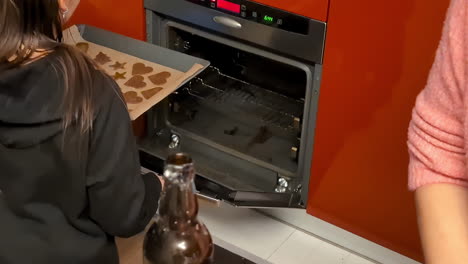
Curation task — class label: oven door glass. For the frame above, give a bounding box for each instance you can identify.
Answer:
[139,21,314,208]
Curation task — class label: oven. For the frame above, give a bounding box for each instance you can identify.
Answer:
[141,0,326,208]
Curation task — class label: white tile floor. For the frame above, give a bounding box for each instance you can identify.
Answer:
[199,203,295,261]
[269,230,349,264]
[198,202,394,264]
[260,208,421,264]
[344,254,375,264]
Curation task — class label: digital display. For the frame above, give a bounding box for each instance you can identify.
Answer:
[263,15,274,22]
[217,0,241,14]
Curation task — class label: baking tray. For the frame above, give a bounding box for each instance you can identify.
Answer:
[76,24,209,73]
[63,24,210,119]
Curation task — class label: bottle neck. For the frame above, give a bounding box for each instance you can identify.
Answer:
[159,163,198,222]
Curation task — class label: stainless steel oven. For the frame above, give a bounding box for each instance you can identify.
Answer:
[141,0,326,208]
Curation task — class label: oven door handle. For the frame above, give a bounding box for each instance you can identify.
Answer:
[213,16,242,29]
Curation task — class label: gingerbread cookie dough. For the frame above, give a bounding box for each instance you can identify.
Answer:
[94,52,111,65]
[75,42,89,53]
[148,71,171,85]
[113,72,127,80]
[141,87,163,100]
[124,75,146,89]
[132,63,153,75]
[124,91,143,104]
[110,61,126,70]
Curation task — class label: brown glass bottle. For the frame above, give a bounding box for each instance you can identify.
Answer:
[143,153,214,264]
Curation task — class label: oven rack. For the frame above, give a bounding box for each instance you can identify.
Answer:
[205,66,303,113]
[181,67,303,131]
[183,79,296,131]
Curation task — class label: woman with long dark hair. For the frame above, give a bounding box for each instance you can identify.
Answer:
[0,0,162,263]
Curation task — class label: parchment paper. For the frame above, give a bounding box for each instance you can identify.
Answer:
[63,26,204,120]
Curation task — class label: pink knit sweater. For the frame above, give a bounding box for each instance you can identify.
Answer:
[408,0,467,190]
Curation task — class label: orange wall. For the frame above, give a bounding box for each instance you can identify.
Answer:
[70,0,451,261]
[306,0,450,262]
[68,0,148,136]
[68,0,146,40]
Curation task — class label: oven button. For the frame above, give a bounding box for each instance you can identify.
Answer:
[252,11,258,18]
[277,18,283,25]
[210,2,216,8]
[241,5,247,11]
[241,11,246,18]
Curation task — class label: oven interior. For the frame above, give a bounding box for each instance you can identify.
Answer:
[141,25,309,200]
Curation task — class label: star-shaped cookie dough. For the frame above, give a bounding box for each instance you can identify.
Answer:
[113,72,127,80]
[110,61,126,70]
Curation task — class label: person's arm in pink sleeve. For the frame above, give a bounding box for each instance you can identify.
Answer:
[407,0,467,262]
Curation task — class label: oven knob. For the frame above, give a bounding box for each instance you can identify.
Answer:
[169,134,181,149]
[275,177,289,193]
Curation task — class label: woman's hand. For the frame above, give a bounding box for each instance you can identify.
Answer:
[416,184,468,264]
[157,175,165,189]
[59,0,81,22]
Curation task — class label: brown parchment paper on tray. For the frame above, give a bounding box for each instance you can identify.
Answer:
[62,25,204,120]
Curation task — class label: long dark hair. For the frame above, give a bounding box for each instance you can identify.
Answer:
[0,0,97,133]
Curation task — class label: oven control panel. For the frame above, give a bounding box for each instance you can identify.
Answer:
[186,0,310,35]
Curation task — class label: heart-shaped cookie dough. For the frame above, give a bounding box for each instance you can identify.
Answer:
[124,91,143,104]
[124,75,147,89]
[132,63,154,75]
[76,42,89,53]
[148,71,171,85]
[141,87,163,99]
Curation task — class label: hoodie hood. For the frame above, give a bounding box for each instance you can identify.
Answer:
[0,55,64,148]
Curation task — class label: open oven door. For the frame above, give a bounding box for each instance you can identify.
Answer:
[139,134,305,209]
